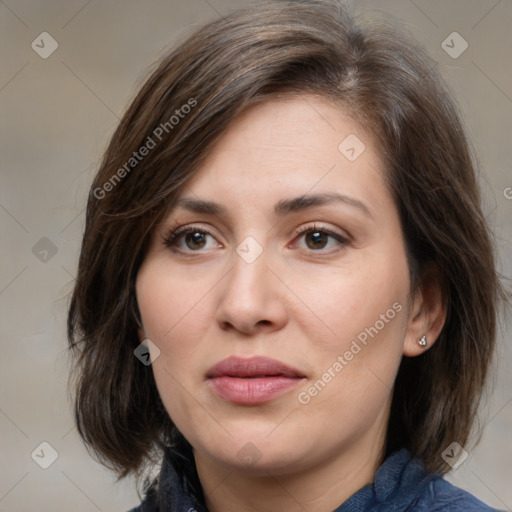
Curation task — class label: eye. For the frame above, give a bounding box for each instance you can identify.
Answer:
[293,223,349,252]
[163,223,349,255]
[163,225,220,252]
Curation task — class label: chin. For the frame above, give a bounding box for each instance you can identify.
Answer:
[201,431,312,475]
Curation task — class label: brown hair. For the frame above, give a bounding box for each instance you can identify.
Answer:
[67,0,506,485]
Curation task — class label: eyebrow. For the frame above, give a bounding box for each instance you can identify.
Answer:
[174,192,372,218]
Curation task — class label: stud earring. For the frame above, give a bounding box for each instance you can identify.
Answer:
[418,335,427,347]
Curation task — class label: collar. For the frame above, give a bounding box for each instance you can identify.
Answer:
[151,441,437,512]
[335,448,437,511]
[155,437,208,512]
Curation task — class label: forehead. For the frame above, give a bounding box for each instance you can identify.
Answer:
[176,96,390,215]
[196,96,372,171]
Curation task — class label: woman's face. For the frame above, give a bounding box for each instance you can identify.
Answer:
[136,96,419,476]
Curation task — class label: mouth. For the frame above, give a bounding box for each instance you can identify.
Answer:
[206,356,306,405]
[206,355,305,379]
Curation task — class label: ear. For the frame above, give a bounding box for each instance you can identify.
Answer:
[403,266,447,357]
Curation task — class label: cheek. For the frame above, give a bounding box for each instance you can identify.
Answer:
[297,295,406,434]
[293,250,409,410]
[293,254,409,350]
[136,259,214,348]
[136,262,213,430]
[135,260,225,425]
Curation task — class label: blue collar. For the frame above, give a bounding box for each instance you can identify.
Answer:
[147,441,438,512]
[334,449,436,511]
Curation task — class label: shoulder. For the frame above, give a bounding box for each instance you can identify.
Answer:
[416,477,506,512]
[353,449,505,512]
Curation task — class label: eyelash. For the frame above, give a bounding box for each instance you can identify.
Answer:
[163,223,350,255]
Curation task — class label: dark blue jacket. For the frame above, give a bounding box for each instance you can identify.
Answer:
[129,440,504,512]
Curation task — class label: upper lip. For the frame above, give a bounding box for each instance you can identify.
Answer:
[206,356,305,379]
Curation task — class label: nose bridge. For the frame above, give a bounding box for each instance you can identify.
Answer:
[215,235,287,333]
[228,236,270,302]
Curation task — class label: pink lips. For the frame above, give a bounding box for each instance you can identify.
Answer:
[206,356,305,405]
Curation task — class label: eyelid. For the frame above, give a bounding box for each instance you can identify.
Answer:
[290,222,351,245]
[162,223,220,248]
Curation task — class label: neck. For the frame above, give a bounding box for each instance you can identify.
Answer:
[194,420,387,512]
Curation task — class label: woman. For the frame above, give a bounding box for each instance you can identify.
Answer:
[67,1,507,511]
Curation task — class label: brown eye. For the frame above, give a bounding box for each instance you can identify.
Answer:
[305,230,329,250]
[293,225,350,253]
[164,227,218,252]
[184,231,208,250]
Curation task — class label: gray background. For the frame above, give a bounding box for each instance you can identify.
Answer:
[1,0,511,510]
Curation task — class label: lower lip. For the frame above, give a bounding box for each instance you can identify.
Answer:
[208,376,303,404]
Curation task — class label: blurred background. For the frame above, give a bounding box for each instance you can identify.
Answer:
[1,0,511,510]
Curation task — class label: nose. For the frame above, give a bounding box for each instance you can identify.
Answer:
[215,246,289,336]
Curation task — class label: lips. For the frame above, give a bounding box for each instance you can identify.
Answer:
[206,356,305,379]
[206,356,305,405]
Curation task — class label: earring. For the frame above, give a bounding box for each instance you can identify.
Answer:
[418,335,427,347]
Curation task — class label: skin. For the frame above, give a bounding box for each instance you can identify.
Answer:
[136,95,446,512]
